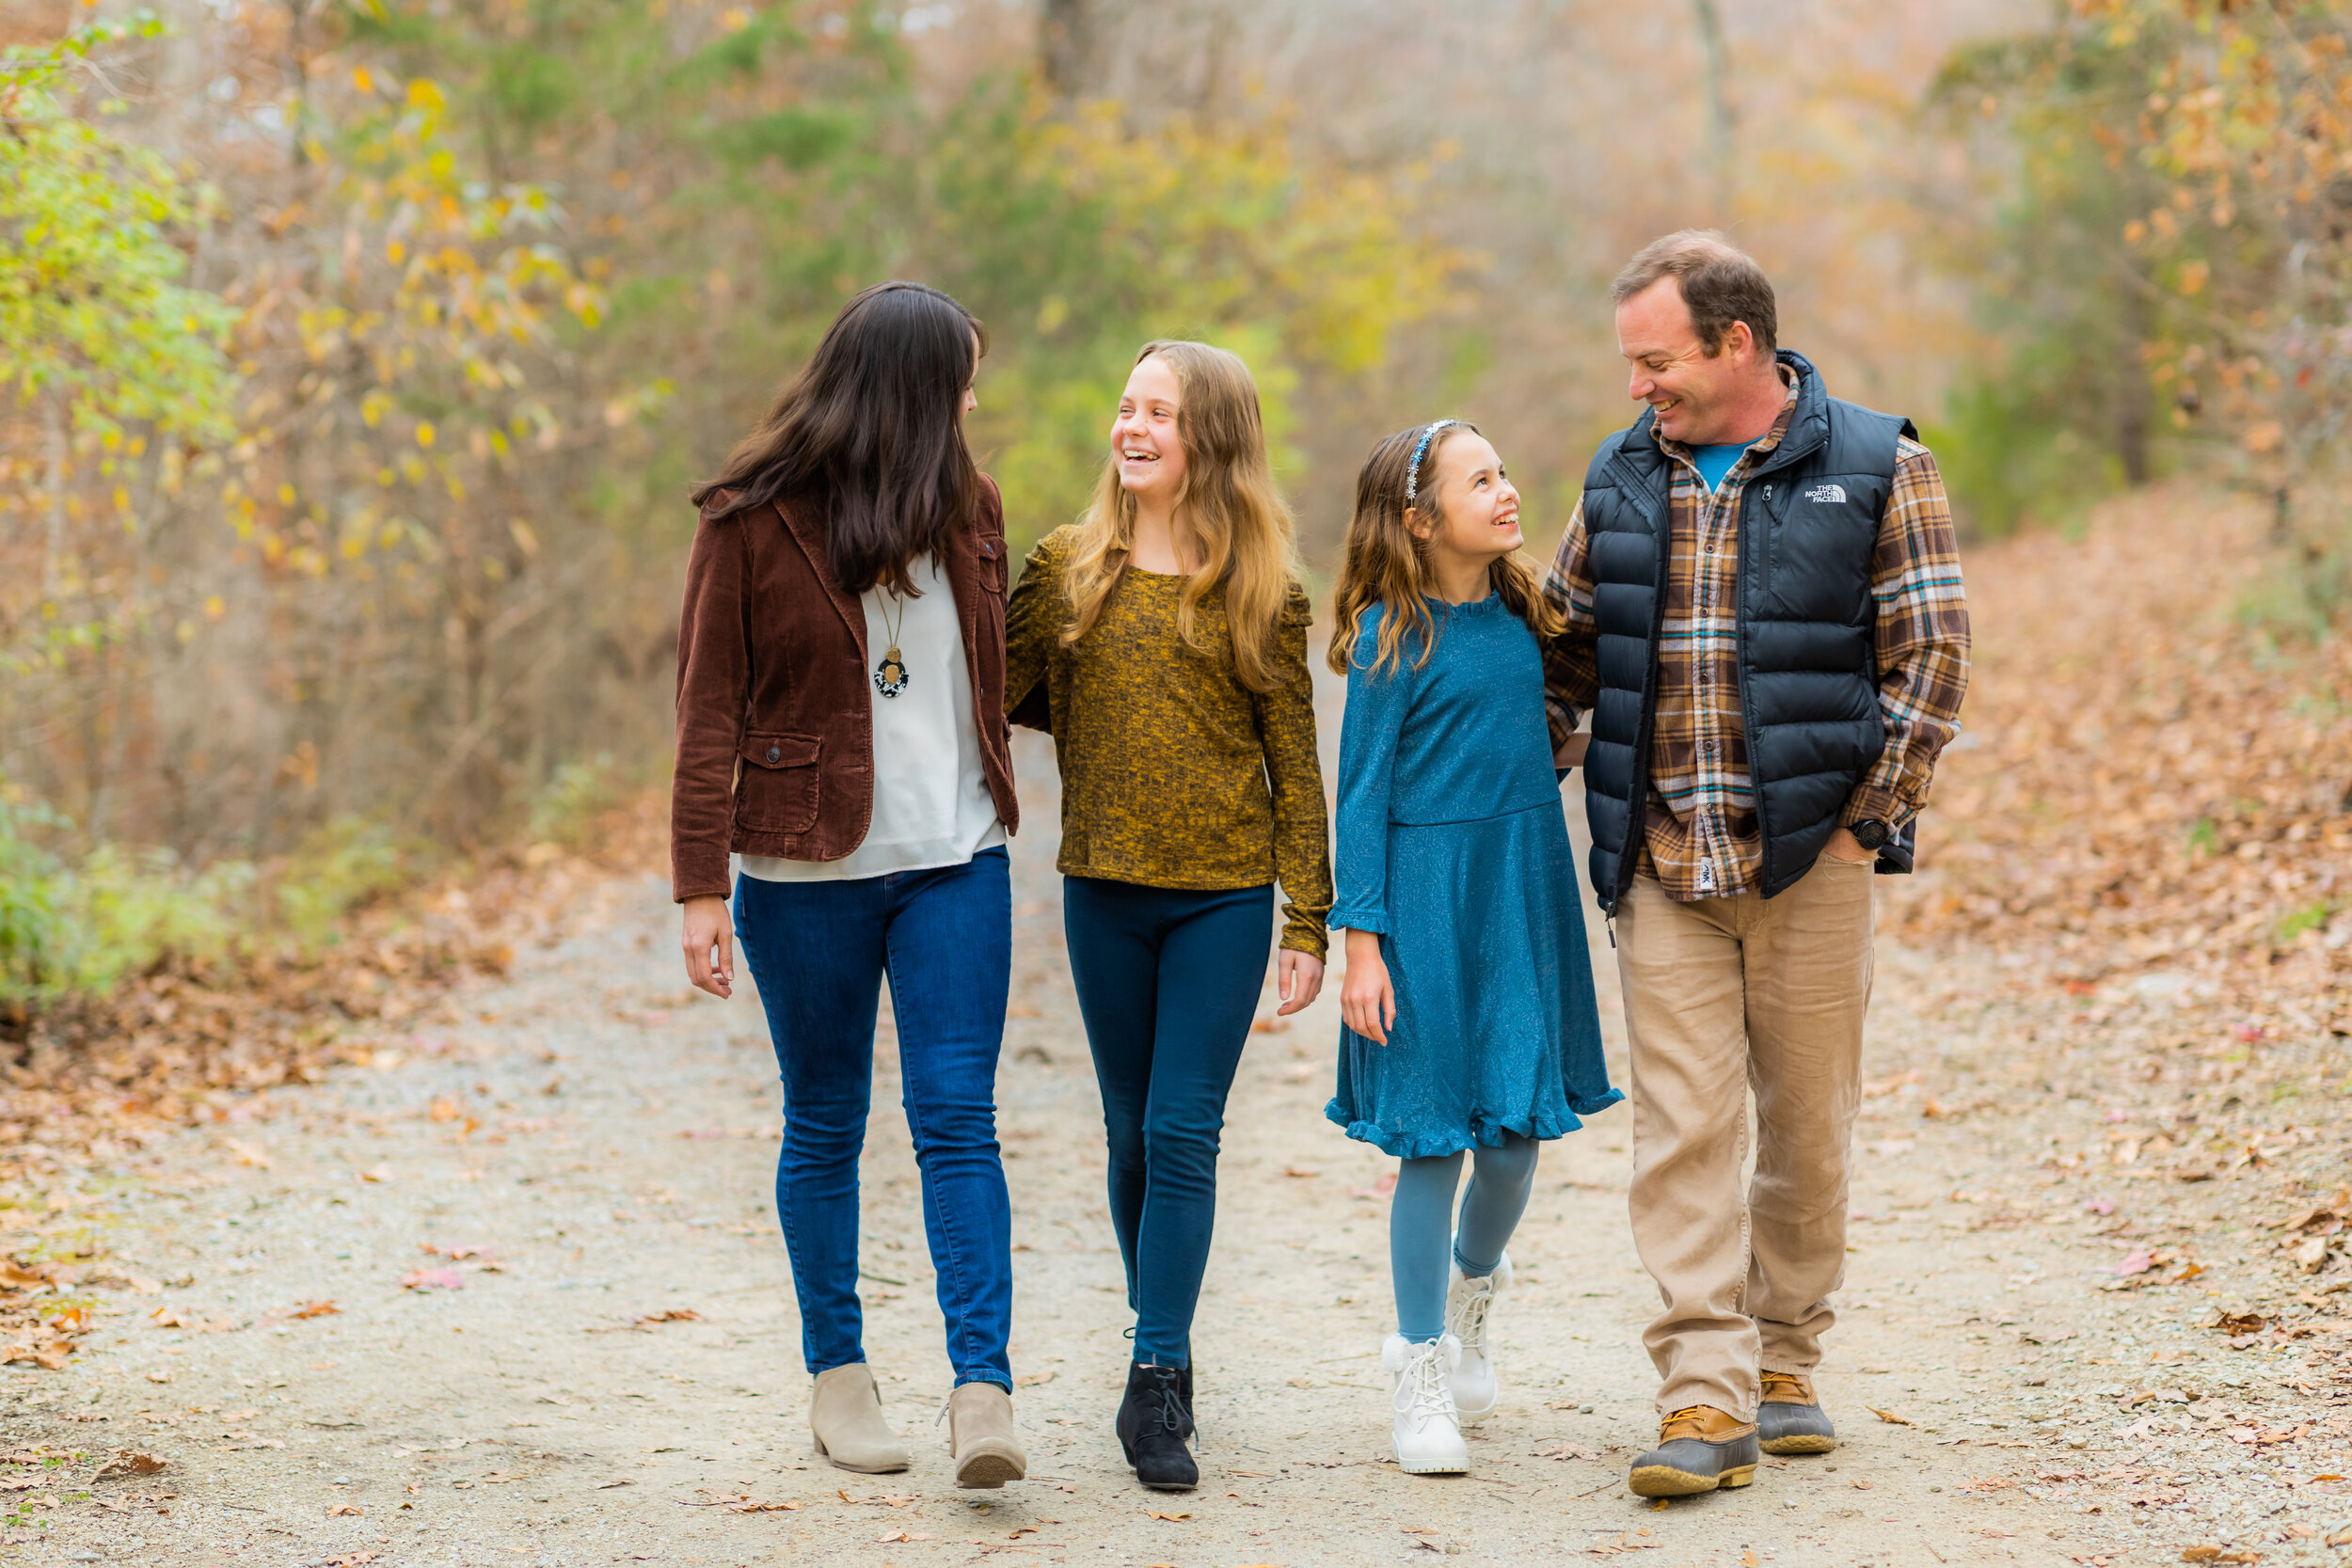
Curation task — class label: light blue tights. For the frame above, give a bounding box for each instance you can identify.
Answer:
[1391,1132,1540,1342]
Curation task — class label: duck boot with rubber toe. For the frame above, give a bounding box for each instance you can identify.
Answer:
[809,1363,910,1474]
[1116,1362,1198,1491]
[1628,1405,1759,1497]
[1756,1370,1837,1455]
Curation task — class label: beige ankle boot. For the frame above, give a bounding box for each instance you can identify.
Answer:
[944,1381,1026,1488]
[809,1363,910,1474]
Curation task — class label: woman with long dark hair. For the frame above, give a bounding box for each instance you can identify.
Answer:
[672,281,1026,1488]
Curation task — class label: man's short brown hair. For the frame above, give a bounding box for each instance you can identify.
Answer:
[1611,230,1778,357]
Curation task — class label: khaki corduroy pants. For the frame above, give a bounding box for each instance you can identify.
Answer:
[1615,854,1876,1420]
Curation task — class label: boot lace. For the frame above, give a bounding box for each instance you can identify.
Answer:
[1394,1341,1458,1433]
[1760,1370,1810,1401]
[1446,1275,1494,1354]
[1136,1370,1189,1440]
[1659,1405,1716,1442]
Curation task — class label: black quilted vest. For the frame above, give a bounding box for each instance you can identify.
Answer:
[1576,351,1915,914]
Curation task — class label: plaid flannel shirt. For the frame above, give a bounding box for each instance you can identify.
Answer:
[1543,369,1972,903]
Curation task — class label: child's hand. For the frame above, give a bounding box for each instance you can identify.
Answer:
[1556,732,1592,770]
[1340,928,1396,1045]
[1276,950,1325,1016]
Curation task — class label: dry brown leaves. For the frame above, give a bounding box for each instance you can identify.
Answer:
[0,796,664,1178]
[1886,485,2350,1026]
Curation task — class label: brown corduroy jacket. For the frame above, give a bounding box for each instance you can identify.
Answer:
[668,477,1017,904]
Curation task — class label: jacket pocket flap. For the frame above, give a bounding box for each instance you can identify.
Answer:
[739,733,819,770]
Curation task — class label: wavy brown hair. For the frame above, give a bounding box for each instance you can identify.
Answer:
[690,281,985,596]
[1327,421,1564,678]
[1057,341,1300,693]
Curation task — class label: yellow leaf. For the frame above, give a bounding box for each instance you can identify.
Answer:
[415,422,436,449]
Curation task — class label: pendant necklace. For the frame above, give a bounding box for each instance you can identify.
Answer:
[872,586,910,698]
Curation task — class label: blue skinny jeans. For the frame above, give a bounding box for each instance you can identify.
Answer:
[734,847,1013,1390]
[1063,877,1275,1369]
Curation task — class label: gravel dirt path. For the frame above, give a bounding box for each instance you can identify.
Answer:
[8,728,2345,1568]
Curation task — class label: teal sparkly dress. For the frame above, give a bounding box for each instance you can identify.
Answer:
[1326,596,1620,1158]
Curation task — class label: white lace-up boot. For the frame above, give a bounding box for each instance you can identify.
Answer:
[1382,1334,1470,1475]
[1443,1251,1511,1424]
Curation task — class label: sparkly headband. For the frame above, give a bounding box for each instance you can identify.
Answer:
[1403,420,1458,505]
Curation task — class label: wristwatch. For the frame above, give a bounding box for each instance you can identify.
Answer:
[1848,818,1891,852]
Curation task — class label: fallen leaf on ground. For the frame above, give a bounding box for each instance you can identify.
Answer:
[399,1269,465,1291]
[1013,1370,1055,1387]
[1534,1440,1598,1461]
[1282,1168,1318,1179]
[1146,1510,1191,1521]
[598,1308,702,1332]
[287,1300,339,1320]
[327,1503,363,1516]
[1867,1406,1913,1426]
[358,1168,391,1183]
[595,1480,632,1489]
[92,1452,167,1481]
[0,1262,51,1290]
[147,1308,237,1332]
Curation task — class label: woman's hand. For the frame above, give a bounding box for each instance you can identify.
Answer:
[1275,950,1326,1017]
[1339,928,1396,1045]
[682,895,736,999]
[1555,731,1592,770]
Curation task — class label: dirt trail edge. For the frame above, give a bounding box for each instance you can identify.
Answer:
[3,734,2339,1568]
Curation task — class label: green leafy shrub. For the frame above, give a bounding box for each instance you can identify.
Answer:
[276,817,415,946]
[0,797,252,1004]
[526,752,625,853]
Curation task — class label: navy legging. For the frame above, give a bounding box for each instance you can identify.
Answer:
[1063,877,1275,1369]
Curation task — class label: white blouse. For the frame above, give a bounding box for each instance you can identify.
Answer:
[736,553,1004,883]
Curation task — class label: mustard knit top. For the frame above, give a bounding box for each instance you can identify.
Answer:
[1003,526,1334,958]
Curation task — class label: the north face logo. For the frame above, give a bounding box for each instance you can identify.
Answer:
[1805,483,1849,504]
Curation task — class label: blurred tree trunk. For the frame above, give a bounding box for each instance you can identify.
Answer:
[1041,0,1096,99]
[1692,0,1735,223]
[2116,274,2153,487]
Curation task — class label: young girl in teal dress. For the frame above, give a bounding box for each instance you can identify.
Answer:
[1327,420,1620,1476]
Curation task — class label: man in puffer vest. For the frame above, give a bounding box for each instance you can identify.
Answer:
[1541,231,1971,1497]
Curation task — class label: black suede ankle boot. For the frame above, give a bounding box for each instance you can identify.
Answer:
[1116,1361,1198,1492]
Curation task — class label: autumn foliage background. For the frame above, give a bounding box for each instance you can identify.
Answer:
[0,0,2348,1083]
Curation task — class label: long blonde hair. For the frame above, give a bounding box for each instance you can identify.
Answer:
[1327,420,1564,678]
[1058,341,1300,693]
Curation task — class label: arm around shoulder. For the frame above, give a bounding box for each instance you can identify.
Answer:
[1003,526,1071,726]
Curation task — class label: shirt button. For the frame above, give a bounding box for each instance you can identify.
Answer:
[765,745,781,764]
